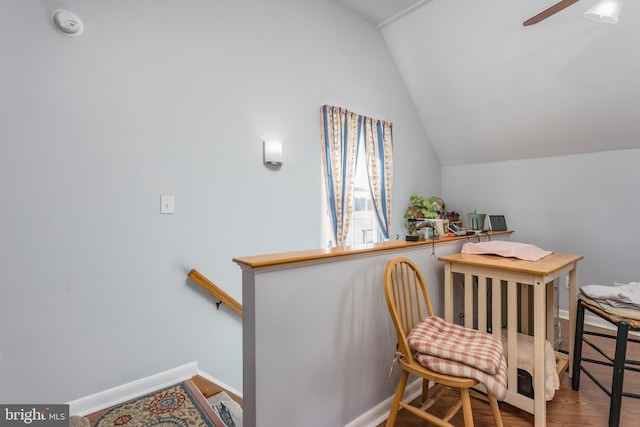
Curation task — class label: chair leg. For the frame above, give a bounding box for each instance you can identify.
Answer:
[572,299,586,391]
[386,371,409,427]
[609,321,629,427]
[421,378,429,404]
[460,388,474,427]
[487,392,503,427]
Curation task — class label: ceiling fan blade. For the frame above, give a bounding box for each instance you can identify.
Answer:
[523,0,580,26]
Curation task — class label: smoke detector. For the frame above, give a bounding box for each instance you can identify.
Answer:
[51,9,84,37]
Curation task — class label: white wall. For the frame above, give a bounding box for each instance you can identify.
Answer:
[442,148,640,310]
[0,0,440,404]
[241,236,509,427]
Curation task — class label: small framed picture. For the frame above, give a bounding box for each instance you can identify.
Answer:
[489,215,507,231]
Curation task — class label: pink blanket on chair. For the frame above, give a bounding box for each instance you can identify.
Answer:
[408,316,508,400]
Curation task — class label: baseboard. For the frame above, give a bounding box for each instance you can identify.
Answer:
[559,309,639,337]
[67,362,199,416]
[559,308,614,331]
[344,378,423,427]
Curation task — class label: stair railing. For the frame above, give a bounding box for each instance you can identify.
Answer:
[188,269,242,316]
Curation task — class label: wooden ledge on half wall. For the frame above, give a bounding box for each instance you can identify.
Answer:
[233,230,513,270]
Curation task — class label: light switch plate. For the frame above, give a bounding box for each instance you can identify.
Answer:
[160,195,175,214]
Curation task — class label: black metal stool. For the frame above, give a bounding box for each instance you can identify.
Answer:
[572,296,640,427]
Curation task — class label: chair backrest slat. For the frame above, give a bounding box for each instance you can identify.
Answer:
[384,257,434,357]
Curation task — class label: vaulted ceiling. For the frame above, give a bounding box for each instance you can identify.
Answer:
[335,0,640,166]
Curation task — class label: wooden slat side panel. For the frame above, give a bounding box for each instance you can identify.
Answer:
[477,276,487,333]
[464,273,474,328]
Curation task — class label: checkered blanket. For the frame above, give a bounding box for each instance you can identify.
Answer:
[408,316,508,400]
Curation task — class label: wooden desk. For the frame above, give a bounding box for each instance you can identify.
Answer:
[439,252,583,427]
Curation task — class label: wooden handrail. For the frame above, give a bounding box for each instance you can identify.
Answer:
[188,269,242,316]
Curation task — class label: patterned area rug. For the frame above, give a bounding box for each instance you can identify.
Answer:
[94,380,224,427]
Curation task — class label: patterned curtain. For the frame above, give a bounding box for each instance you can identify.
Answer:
[359,116,393,239]
[321,105,394,246]
[320,105,359,246]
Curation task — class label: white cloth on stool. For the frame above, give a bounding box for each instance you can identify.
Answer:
[581,282,640,310]
[579,292,640,321]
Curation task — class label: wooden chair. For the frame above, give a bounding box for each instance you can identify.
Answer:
[572,296,640,427]
[383,257,503,427]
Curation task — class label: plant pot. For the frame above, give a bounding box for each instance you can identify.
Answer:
[405,218,426,241]
[467,213,486,230]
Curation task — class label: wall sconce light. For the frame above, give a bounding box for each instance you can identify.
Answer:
[263,140,283,168]
[584,0,623,24]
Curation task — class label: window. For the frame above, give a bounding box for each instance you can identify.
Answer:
[320,105,393,247]
[322,141,382,247]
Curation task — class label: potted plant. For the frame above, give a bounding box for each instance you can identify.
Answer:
[404,194,439,220]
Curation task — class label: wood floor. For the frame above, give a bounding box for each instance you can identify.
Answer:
[377,319,640,427]
[82,320,639,427]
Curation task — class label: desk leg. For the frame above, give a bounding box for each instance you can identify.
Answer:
[568,266,578,377]
[444,262,453,323]
[533,280,546,427]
